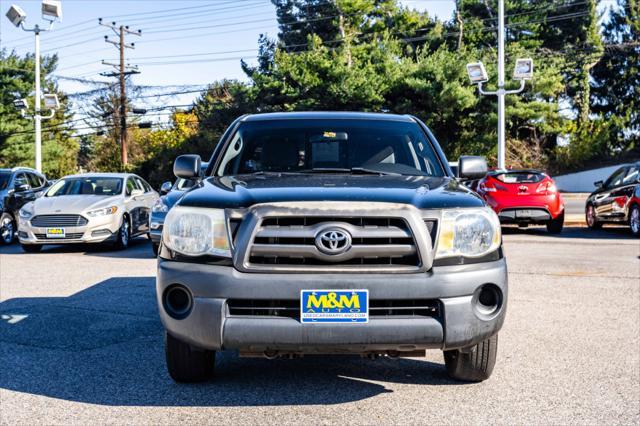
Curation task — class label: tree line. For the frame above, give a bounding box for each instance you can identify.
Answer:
[0,0,637,185]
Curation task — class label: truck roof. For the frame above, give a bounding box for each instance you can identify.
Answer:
[241,111,416,123]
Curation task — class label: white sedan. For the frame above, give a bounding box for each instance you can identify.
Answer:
[18,173,158,252]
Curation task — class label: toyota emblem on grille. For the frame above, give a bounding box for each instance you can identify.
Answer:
[315,227,352,255]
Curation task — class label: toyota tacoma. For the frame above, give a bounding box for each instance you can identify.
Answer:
[157,112,507,383]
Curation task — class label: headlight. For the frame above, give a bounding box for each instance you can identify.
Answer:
[435,207,501,259]
[19,204,34,219]
[86,206,118,217]
[163,206,231,257]
[152,198,169,213]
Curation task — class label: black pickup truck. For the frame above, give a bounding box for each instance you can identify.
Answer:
[156,112,507,383]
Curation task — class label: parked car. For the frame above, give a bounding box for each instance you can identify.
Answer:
[0,167,50,245]
[476,169,564,233]
[585,162,640,236]
[157,112,506,383]
[18,173,159,252]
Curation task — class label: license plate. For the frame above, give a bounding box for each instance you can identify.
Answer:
[300,290,368,323]
[46,227,65,238]
[516,210,535,218]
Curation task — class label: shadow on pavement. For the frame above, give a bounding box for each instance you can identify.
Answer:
[0,237,154,259]
[502,225,636,240]
[0,277,460,407]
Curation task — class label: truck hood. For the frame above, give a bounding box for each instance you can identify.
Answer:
[32,195,120,215]
[178,174,484,209]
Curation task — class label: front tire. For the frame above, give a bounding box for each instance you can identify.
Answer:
[444,334,498,382]
[546,211,564,234]
[113,216,130,250]
[165,332,215,382]
[586,204,602,230]
[21,244,42,253]
[0,213,15,245]
[629,204,640,237]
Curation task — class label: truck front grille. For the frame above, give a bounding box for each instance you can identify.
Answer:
[246,216,421,272]
[227,299,441,319]
[31,214,88,227]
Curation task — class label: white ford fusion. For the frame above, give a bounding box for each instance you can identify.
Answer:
[18,173,158,252]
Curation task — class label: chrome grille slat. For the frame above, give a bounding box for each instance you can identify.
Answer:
[31,215,88,227]
[251,244,416,261]
[256,222,411,239]
[34,232,84,240]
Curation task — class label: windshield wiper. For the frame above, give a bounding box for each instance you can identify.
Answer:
[296,167,399,176]
[350,167,400,176]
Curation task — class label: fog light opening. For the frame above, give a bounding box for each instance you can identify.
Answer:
[475,284,502,317]
[163,284,193,319]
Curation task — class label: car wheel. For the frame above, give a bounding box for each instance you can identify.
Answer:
[21,244,42,253]
[444,334,498,382]
[165,332,215,382]
[629,204,640,237]
[586,204,602,230]
[0,213,15,245]
[152,243,159,256]
[546,211,564,234]
[113,216,130,250]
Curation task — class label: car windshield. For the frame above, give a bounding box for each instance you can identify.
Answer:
[216,119,445,177]
[0,172,10,191]
[495,172,544,184]
[46,177,123,197]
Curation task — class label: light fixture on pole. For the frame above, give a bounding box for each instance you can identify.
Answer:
[4,1,62,173]
[465,0,533,171]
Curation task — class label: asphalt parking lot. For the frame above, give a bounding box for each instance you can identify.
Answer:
[0,226,638,424]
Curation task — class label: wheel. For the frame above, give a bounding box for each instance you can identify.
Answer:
[113,216,130,250]
[0,213,15,245]
[152,242,159,256]
[586,204,602,230]
[629,204,640,237]
[165,332,215,382]
[546,211,564,234]
[444,334,498,382]
[21,244,42,253]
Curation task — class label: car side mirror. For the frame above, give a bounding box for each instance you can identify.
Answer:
[14,183,30,193]
[130,188,144,197]
[174,154,202,180]
[458,156,488,180]
[47,180,55,186]
[594,180,603,189]
[160,181,173,194]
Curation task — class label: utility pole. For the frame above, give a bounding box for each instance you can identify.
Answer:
[98,18,141,167]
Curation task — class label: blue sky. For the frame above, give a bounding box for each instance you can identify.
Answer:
[0,0,455,118]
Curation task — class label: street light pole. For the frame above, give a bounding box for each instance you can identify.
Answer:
[34,24,42,172]
[497,0,506,170]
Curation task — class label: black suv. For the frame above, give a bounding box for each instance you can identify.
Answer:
[0,167,50,244]
[157,112,506,383]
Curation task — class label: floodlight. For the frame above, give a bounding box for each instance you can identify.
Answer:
[41,0,62,20]
[513,58,533,80]
[466,62,488,84]
[43,94,60,109]
[6,4,27,27]
[13,98,28,110]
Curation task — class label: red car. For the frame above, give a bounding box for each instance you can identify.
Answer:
[477,169,565,233]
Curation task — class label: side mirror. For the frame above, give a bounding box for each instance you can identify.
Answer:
[458,156,488,180]
[594,180,603,189]
[174,154,201,180]
[160,181,172,194]
[130,188,144,197]
[15,183,30,193]
[47,180,55,186]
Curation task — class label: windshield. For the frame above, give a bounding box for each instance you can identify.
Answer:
[216,119,445,177]
[46,177,123,197]
[0,173,10,191]
[495,172,544,184]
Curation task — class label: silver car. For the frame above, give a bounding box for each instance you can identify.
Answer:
[18,173,158,252]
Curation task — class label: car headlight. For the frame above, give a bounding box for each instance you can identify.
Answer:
[163,206,231,257]
[435,207,501,259]
[19,204,34,219]
[86,206,118,217]
[152,198,169,213]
